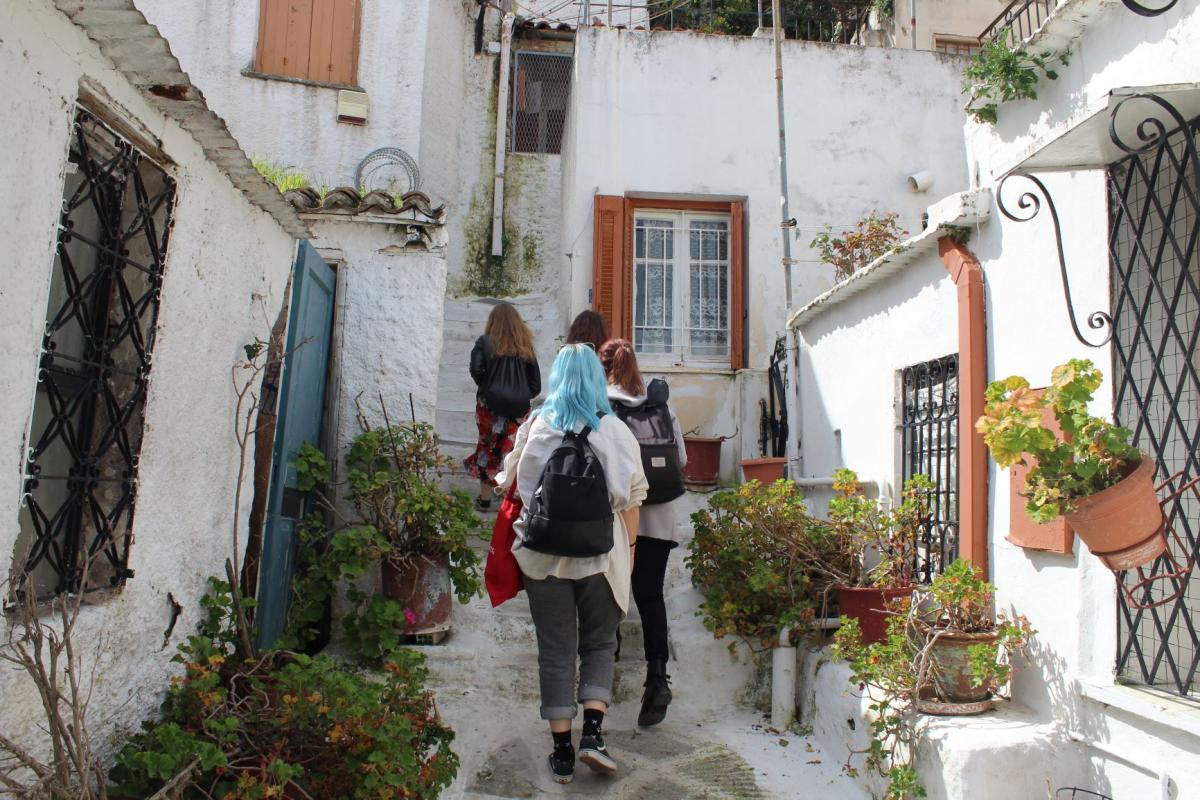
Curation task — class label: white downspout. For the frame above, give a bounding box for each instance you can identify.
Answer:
[772,625,797,729]
[491,13,515,258]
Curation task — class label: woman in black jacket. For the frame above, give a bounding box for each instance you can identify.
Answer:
[466,303,541,511]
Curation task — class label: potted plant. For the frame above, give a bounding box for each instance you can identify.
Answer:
[687,480,828,649]
[739,455,788,484]
[833,559,1034,798]
[820,469,931,644]
[683,432,726,488]
[976,358,1164,570]
[343,422,482,633]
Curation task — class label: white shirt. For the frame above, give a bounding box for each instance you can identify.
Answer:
[607,385,689,544]
[496,413,648,614]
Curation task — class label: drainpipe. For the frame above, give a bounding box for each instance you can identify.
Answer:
[771,0,794,310]
[491,12,515,258]
[772,625,797,729]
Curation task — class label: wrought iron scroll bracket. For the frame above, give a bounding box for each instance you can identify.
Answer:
[1119,0,1179,16]
[996,171,1113,348]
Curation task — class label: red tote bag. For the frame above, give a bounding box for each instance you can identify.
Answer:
[484,482,524,607]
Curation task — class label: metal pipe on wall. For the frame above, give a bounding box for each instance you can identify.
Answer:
[771,0,794,311]
[491,13,515,257]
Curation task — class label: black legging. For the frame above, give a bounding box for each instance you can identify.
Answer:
[631,536,675,662]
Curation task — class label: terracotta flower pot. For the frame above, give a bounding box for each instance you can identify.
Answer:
[1065,455,1166,571]
[381,554,452,631]
[683,436,723,488]
[739,456,787,484]
[836,584,913,644]
[927,629,1000,704]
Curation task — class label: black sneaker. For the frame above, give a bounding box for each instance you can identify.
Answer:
[474,496,491,513]
[578,733,618,774]
[547,749,575,784]
[638,658,673,727]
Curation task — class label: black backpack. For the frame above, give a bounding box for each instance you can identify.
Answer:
[611,379,685,506]
[482,337,533,419]
[522,420,615,558]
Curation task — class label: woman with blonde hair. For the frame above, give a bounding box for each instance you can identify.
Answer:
[467,303,541,511]
[598,338,687,727]
[496,344,647,783]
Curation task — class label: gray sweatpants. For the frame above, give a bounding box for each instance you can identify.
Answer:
[523,573,621,720]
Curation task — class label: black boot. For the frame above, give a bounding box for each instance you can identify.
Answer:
[637,658,673,727]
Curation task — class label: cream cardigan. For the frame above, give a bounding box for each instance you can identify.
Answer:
[495,413,648,614]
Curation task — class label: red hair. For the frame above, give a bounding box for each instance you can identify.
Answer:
[598,338,645,396]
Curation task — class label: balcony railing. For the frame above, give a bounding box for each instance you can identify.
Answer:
[980,0,1064,43]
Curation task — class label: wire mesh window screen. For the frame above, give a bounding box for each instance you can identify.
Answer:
[633,211,730,363]
[900,354,960,583]
[12,107,176,600]
[1110,113,1200,698]
[511,51,572,155]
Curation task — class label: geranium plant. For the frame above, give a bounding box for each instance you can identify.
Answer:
[976,358,1140,522]
[810,212,907,282]
[833,560,1034,800]
[687,480,831,650]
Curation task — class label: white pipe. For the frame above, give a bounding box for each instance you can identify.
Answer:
[1067,730,1170,800]
[792,476,890,499]
[491,14,515,258]
[771,625,797,729]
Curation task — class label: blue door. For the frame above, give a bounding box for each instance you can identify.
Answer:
[255,241,336,649]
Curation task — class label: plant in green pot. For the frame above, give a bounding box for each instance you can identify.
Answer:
[976,358,1164,570]
[819,469,931,644]
[833,559,1034,799]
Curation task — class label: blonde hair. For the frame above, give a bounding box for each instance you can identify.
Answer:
[486,303,536,362]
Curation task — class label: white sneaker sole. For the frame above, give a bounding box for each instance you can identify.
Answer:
[579,748,618,774]
[547,756,574,784]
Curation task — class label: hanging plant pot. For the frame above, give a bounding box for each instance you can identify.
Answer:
[1065,455,1166,571]
[925,629,1000,707]
[739,456,787,484]
[683,436,724,488]
[835,584,913,645]
[381,553,453,632]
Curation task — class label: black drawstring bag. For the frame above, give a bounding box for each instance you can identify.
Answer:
[523,423,614,557]
[482,338,533,419]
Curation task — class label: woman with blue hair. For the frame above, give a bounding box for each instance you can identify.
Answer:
[496,343,647,784]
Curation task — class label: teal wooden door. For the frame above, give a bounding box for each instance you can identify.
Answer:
[255,242,336,649]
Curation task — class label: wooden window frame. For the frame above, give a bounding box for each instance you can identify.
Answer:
[252,0,363,89]
[592,196,746,371]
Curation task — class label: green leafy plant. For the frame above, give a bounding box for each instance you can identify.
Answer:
[962,29,1070,124]
[111,581,459,799]
[872,0,894,19]
[833,560,1034,799]
[822,469,932,588]
[810,212,908,282]
[687,479,831,650]
[976,358,1140,522]
[251,157,325,195]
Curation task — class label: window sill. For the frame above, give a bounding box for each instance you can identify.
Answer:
[1077,677,1200,740]
[241,68,364,93]
[639,364,739,377]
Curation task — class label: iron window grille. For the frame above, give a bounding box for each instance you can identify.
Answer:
[11,107,176,601]
[1111,111,1200,699]
[899,354,960,583]
[510,51,572,155]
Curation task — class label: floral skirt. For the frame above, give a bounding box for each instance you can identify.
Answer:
[464,401,521,486]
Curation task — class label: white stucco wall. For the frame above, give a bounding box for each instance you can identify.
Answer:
[1,0,295,757]
[563,28,971,479]
[892,0,1004,49]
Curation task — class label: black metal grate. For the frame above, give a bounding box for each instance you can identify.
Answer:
[12,107,176,599]
[900,354,960,583]
[510,51,572,155]
[1110,112,1200,698]
[980,0,1062,43]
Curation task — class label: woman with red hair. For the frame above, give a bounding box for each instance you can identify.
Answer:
[597,338,687,728]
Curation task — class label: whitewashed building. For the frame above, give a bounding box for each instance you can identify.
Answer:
[1,0,301,753]
[790,1,1200,797]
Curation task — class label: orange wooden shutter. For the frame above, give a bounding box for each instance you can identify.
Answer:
[256,0,360,85]
[730,201,746,371]
[592,195,629,339]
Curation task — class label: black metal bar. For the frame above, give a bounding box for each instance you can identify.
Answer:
[901,354,959,582]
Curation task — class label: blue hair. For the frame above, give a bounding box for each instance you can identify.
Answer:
[539,344,613,432]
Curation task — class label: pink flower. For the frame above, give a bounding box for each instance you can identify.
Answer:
[403,607,418,626]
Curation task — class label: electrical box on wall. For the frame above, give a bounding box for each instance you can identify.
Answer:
[337,90,369,125]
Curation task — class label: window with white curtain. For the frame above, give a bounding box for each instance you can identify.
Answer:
[633,210,730,365]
